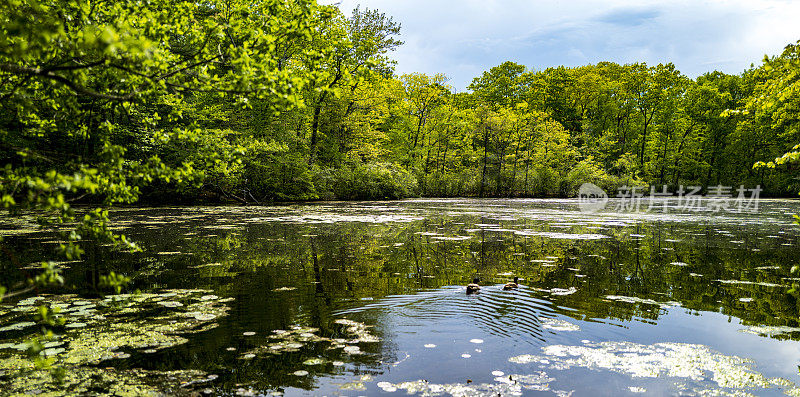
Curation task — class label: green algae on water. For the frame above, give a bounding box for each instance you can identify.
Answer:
[0,290,233,394]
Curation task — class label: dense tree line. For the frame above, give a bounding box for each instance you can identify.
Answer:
[135,22,799,202]
[3,1,799,215]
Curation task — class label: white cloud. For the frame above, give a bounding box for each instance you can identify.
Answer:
[320,0,800,89]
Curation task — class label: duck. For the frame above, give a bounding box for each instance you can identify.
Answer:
[503,276,519,290]
[466,278,481,295]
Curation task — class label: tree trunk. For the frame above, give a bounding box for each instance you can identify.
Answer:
[479,126,489,198]
[510,130,520,197]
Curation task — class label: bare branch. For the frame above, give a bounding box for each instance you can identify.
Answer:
[0,63,135,101]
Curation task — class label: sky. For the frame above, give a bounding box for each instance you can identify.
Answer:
[319,0,800,90]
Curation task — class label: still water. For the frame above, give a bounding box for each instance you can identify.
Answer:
[2,198,800,396]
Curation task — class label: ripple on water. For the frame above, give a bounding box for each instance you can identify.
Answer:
[335,286,561,345]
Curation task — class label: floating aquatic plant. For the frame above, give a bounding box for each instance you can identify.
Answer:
[241,318,379,360]
[537,287,577,296]
[540,318,580,332]
[0,322,36,332]
[373,371,567,397]
[333,318,381,343]
[715,279,786,288]
[3,367,209,396]
[0,290,232,394]
[509,341,799,395]
[739,325,800,338]
[604,295,680,309]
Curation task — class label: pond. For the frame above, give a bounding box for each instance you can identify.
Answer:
[2,198,800,396]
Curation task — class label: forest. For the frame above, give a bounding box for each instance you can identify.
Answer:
[2,0,800,211]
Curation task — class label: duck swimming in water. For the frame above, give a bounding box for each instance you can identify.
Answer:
[503,276,519,290]
[466,278,481,295]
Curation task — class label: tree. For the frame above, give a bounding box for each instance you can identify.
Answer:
[0,0,324,375]
[302,6,402,161]
[468,61,526,109]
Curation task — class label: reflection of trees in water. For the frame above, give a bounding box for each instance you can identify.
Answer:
[5,205,800,391]
[135,215,798,333]
[9,207,799,332]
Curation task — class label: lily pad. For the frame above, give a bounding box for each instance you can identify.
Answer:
[303,358,326,365]
[0,322,36,332]
[157,301,184,308]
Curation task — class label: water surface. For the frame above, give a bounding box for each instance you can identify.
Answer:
[2,199,800,396]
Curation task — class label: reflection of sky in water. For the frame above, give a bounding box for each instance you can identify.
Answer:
[2,198,800,395]
[322,284,800,396]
